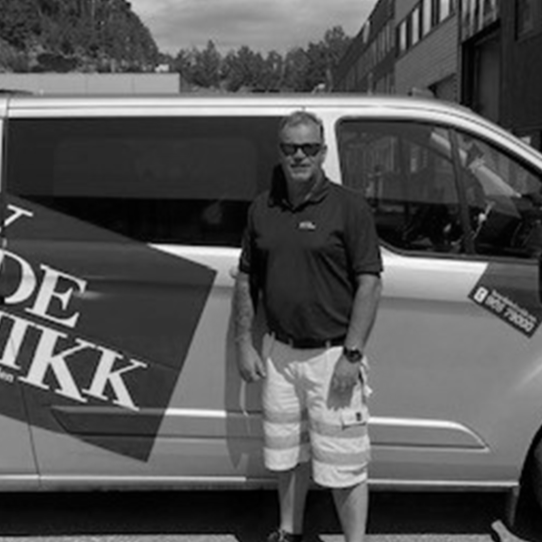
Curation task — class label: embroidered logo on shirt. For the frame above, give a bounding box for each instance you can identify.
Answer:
[298,220,316,231]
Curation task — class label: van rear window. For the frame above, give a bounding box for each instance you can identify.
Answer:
[6,116,281,246]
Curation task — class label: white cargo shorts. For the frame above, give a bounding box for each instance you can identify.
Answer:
[261,333,371,488]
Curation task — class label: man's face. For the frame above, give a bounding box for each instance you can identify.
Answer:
[279,122,326,185]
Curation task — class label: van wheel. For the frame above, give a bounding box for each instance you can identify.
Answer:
[506,438,542,529]
[532,437,542,511]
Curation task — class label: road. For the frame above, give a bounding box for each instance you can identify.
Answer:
[0,489,541,542]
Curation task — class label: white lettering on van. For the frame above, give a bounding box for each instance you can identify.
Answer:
[0,250,38,305]
[0,311,146,410]
[0,205,148,411]
[0,251,86,328]
[3,204,33,230]
[18,324,89,402]
[472,285,539,336]
[473,286,488,304]
[0,313,29,370]
[0,368,14,384]
[26,264,86,328]
[83,348,147,410]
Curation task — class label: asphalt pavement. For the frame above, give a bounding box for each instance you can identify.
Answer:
[0,489,541,542]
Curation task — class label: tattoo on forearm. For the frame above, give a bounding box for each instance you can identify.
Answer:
[233,275,254,343]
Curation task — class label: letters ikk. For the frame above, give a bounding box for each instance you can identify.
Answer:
[0,204,146,411]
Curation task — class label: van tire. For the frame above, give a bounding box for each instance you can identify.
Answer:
[532,437,542,512]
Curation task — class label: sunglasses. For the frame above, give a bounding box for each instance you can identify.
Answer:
[279,142,323,157]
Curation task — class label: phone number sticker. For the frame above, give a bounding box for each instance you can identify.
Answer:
[469,263,542,338]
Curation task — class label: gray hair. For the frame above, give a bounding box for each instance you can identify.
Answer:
[279,110,325,141]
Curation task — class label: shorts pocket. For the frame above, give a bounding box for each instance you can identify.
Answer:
[340,407,367,427]
[339,384,369,428]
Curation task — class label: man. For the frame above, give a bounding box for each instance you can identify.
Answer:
[233,110,382,542]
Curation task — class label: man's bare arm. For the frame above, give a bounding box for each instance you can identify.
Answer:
[232,271,266,382]
[332,273,382,392]
[345,273,382,352]
[233,271,255,345]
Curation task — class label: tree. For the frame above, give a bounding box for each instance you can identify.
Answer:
[191,40,221,88]
[295,26,352,92]
[261,50,284,91]
[0,0,41,49]
[222,46,265,91]
[174,49,196,84]
[282,47,310,91]
[172,25,352,93]
[0,0,160,72]
[0,38,31,71]
[302,41,329,91]
[322,26,352,67]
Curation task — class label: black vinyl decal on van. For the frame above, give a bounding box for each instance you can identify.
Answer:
[469,262,542,338]
[0,198,216,461]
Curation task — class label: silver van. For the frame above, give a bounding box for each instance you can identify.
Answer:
[1,94,542,522]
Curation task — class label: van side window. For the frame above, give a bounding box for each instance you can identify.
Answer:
[6,117,280,246]
[456,131,542,259]
[338,120,465,254]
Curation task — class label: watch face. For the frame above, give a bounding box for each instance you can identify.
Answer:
[344,347,363,363]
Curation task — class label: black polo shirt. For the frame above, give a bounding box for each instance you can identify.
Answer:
[239,173,382,343]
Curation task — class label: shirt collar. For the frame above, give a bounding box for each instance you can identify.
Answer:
[269,166,330,211]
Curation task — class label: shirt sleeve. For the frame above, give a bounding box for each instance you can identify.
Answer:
[344,191,383,275]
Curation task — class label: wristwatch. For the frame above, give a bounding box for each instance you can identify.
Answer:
[343,346,363,363]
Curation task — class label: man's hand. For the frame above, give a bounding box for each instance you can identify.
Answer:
[236,341,266,383]
[331,355,360,394]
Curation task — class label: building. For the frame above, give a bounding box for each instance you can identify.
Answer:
[333,0,395,94]
[499,0,542,148]
[395,0,459,100]
[459,0,500,124]
[460,0,542,150]
[0,73,183,95]
[333,0,459,100]
[334,0,542,152]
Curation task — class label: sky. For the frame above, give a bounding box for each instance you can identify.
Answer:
[129,0,379,55]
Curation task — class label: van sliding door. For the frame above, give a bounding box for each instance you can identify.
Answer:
[3,113,281,488]
[0,115,39,489]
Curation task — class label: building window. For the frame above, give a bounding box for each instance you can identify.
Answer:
[388,20,395,52]
[357,56,364,82]
[411,7,421,45]
[439,0,452,22]
[517,0,542,37]
[423,0,433,36]
[399,20,408,53]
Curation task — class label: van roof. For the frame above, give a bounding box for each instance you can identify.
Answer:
[0,92,471,116]
[2,92,525,156]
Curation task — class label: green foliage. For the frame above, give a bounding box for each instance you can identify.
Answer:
[0,1,350,88]
[192,41,221,88]
[174,25,352,93]
[0,0,41,49]
[0,0,159,72]
[223,46,267,92]
[0,38,31,72]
